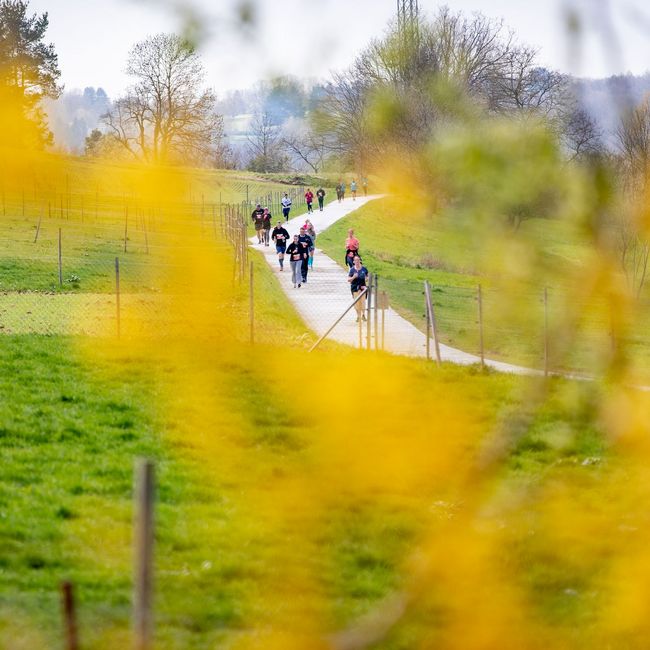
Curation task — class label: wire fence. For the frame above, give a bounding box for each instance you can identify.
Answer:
[242,230,649,378]
[3,180,646,378]
[0,181,312,338]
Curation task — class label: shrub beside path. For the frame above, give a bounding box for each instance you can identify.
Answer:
[250,196,539,376]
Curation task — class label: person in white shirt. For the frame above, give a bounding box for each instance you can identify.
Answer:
[281,193,292,222]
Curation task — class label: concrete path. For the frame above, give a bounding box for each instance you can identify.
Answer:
[250,196,539,375]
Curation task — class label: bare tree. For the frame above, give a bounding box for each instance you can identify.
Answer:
[609,99,650,296]
[102,34,223,165]
[246,111,288,172]
[562,107,603,161]
[318,7,568,167]
[281,119,332,173]
[616,98,650,178]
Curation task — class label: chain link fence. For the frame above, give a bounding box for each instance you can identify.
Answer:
[4,180,640,378]
[0,180,313,338]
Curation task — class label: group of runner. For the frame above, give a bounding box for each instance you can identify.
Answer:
[269,218,317,288]
[345,228,368,321]
[251,203,273,245]
[253,188,370,320]
[275,179,370,220]
[336,178,368,202]
[304,187,327,214]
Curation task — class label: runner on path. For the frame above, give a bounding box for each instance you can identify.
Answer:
[350,179,358,201]
[281,193,292,221]
[262,207,272,246]
[305,188,314,214]
[362,178,368,196]
[272,220,289,270]
[251,204,265,244]
[316,187,326,211]
[298,226,313,283]
[345,228,360,268]
[303,219,316,270]
[336,182,342,203]
[348,255,369,322]
[340,181,346,200]
[286,235,303,288]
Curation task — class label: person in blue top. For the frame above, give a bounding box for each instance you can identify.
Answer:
[348,255,368,322]
[340,180,346,200]
[350,179,358,201]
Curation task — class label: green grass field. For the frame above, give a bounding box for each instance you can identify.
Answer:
[0,160,631,648]
[0,331,615,648]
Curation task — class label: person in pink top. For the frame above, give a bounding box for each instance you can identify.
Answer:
[345,228,360,268]
[305,188,314,214]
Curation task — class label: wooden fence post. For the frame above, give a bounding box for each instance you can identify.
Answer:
[425,282,431,361]
[115,257,121,338]
[478,284,485,369]
[134,459,155,650]
[61,581,79,650]
[249,262,255,344]
[58,228,63,287]
[544,287,549,377]
[34,209,42,244]
[124,206,129,253]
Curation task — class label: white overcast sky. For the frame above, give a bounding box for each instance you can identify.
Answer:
[27,0,650,97]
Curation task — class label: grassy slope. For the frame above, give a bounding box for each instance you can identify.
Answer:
[317,197,646,376]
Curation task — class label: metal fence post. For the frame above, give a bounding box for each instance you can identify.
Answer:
[374,275,379,351]
[425,281,441,366]
[362,273,374,350]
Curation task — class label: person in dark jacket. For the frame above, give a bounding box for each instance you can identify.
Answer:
[286,235,303,288]
[298,227,313,283]
[316,187,326,211]
[348,255,369,322]
[271,220,289,270]
[262,207,272,246]
[251,204,265,244]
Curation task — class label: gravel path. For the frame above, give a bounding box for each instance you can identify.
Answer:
[250,196,540,375]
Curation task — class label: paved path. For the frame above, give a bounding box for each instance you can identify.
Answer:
[250,196,539,375]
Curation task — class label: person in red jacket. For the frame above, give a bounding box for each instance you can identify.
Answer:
[305,188,314,214]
